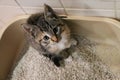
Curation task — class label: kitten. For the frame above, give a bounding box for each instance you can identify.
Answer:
[22,4,77,67]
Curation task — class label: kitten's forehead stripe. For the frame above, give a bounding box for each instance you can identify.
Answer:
[35,16,62,36]
[27,13,63,34]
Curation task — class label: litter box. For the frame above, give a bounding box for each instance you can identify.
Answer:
[0,15,120,80]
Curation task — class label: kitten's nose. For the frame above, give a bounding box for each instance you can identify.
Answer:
[51,36,58,42]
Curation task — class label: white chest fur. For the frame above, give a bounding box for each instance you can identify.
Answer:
[48,31,71,54]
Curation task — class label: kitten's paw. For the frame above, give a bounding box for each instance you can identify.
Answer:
[51,56,64,67]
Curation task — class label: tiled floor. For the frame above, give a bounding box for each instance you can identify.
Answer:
[60,0,115,9]
[0,0,119,29]
[0,6,24,24]
[16,0,62,8]
[0,0,17,6]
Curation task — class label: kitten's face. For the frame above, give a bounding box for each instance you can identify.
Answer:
[22,4,68,48]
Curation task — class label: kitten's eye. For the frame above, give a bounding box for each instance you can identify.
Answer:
[43,35,49,40]
[53,27,58,33]
[53,27,60,34]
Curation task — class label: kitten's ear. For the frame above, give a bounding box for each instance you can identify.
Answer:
[44,4,58,20]
[21,23,33,34]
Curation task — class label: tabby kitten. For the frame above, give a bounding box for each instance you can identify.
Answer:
[22,4,77,67]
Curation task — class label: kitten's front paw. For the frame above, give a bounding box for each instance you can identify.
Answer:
[51,56,64,67]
